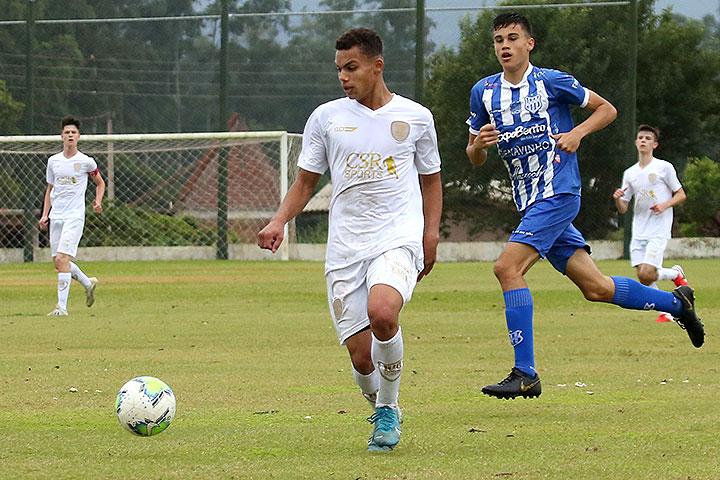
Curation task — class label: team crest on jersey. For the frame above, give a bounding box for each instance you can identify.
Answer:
[390,121,410,142]
[73,162,82,172]
[524,94,544,114]
[648,173,657,184]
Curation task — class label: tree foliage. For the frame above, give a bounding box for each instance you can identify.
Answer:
[679,157,720,236]
[425,0,720,239]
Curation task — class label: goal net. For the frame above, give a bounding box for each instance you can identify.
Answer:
[0,131,302,262]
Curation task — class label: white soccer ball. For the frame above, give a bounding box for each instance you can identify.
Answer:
[115,376,176,436]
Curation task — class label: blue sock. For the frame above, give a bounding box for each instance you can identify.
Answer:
[504,288,536,377]
[611,277,682,316]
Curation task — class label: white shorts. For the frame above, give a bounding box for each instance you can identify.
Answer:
[326,247,419,345]
[50,217,85,258]
[630,238,668,269]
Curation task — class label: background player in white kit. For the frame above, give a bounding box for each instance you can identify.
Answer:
[39,116,105,316]
[257,28,442,451]
[613,125,688,323]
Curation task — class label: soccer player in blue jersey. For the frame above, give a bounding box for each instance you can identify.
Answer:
[465,12,704,399]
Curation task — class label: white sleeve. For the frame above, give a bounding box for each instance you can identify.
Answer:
[87,156,98,173]
[45,158,54,185]
[620,169,633,202]
[665,162,683,192]
[296,108,328,175]
[415,113,441,175]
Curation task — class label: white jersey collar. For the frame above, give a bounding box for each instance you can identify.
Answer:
[501,63,533,89]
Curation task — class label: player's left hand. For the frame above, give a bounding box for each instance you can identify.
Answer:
[417,233,439,282]
[650,203,667,214]
[551,130,583,153]
[93,200,103,213]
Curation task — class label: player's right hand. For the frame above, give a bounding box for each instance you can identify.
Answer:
[257,220,285,253]
[38,215,49,231]
[474,123,499,149]
[612,187,626,200]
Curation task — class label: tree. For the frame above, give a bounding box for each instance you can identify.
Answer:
[0,80,24,134]
[425,0,720,239]
[679,157,720,236]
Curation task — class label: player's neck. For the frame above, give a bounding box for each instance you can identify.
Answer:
[357,83,393,111]
[637,152,653,166]
[502,60,530,85]
[63,146,78,158]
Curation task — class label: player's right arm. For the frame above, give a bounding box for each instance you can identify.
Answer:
[257,168,321,253]
[38,184,53,231]
[466,124,499,167]
[613,187,629,214]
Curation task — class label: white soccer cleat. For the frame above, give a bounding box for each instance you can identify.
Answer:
[47,306,68,317]
[86,277,98,307]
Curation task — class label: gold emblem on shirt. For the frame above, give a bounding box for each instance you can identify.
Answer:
[390,121,410,142]
[384,156,399,178]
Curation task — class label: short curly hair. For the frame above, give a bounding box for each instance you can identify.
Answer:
[335,28,383,57]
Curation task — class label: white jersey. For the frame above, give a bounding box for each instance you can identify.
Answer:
[297,94,441,272]
[46,151,98,220]
[620,157,682,240]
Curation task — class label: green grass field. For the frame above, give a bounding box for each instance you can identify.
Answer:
[0,258,718,479]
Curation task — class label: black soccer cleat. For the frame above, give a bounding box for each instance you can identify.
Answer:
[672,285,705,348]
[482,367,542,399]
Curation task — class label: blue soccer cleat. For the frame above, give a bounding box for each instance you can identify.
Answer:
[367,405,401,451]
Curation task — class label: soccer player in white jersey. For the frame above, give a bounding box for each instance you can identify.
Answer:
[258,28,442,451]
[613,125,689,323]
[39,116,105,316]
[465,13,704,399]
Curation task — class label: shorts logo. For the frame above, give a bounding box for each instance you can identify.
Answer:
[390,121,410,142]
[509,329,524,346]
[524,94,544,114]
[332,297,343,321]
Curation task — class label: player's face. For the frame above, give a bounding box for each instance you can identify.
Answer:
[61,125,80,148]
[493,24,535,73]
[635,131,658,154]
[335,46,383,102]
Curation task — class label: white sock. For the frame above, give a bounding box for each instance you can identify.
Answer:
[69,262,92,289]
[372,327,403,408]
[57,272,72,310]
[352,366,379,406]
[658,267,678,282]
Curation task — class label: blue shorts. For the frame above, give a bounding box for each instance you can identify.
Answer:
[509,194,590,274]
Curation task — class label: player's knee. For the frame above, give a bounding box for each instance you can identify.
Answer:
[493,260,514,282]
[368,305,398,339]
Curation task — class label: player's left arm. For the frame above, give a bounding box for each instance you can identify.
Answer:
[90,169,105,213]
[651,187,686,214]
[552,90,618,153]
[418,172,442,282]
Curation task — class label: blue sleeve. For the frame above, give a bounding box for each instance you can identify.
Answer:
[546,69,589,107]
[466,83,490,133]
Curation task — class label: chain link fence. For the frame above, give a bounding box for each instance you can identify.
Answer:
[1,1,716,262]
[0,131,302,260]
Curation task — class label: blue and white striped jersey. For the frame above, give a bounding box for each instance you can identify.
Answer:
[467,63,589,212]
